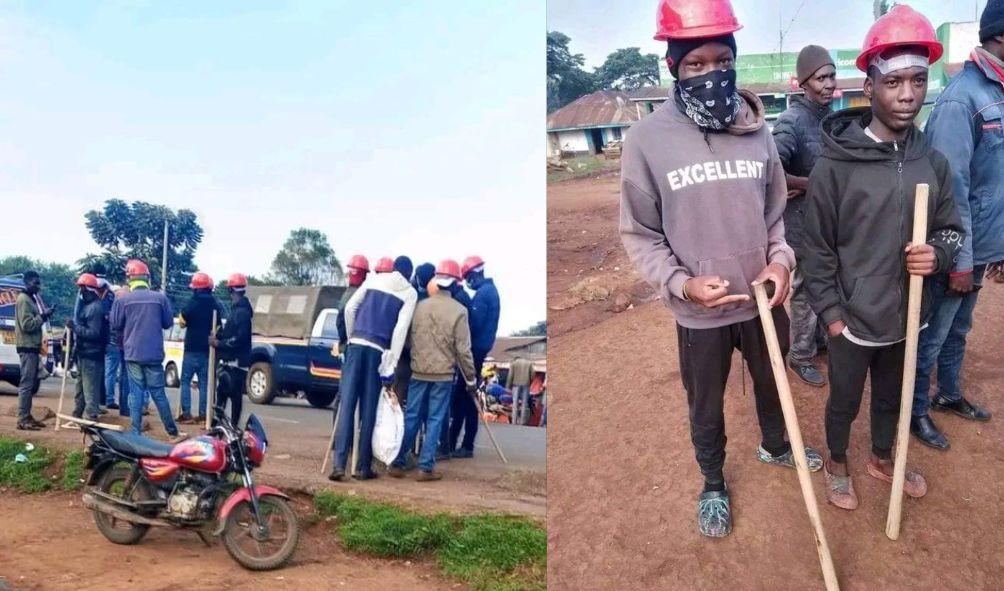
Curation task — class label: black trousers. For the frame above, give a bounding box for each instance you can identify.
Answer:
[215,366,247,427]
[825,335,903,461]
[449,351,487,452]
[676,308,790,482]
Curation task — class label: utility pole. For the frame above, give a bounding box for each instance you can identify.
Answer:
[161,219,169,292]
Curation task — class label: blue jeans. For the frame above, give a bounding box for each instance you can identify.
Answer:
[180,351,209,416]
[912,265,986,417]
[332,345,382,474]
[392,379,452,472]
[104,346,120,407]
[126,362,179,436]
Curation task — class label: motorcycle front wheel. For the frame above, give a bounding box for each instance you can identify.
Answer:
[221,495,299,570]
[92,467,151,545]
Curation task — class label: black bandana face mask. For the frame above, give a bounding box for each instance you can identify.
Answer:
[674,68,741,131]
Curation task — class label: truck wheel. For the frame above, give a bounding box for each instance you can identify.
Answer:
[165,363,179,388]
[306,390,337,408]
[247,363,276,405]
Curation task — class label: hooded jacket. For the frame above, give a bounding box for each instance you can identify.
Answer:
[345,271,418,377]
[801,108,965,343]
[181,291,222,354]
[468,278,500,355]
[620,90,796,330]
[216,296,253,367]
[74,297,109,360]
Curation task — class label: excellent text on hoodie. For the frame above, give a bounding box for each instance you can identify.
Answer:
[666,159,765,192]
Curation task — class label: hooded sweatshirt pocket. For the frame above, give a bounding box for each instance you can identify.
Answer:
[695,246,766,316]
[844,273,899,340]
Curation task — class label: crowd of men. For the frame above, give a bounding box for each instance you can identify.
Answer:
[327,254,501,483]
[620,0,1004,537]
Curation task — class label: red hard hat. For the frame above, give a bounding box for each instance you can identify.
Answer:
[654,0,743,41]
[461,255,485,278]
[76,273,100,289]
[374,257,394,273]
[436,259,462,280]
[856,4,943,72]
[347,254,370,272]
[227,273,248,289]
[125,259,150,277]
[189,272,214,290]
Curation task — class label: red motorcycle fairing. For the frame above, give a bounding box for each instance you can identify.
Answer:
[169,435,227,473]
[139,458,180,482]
[214,485,290,532]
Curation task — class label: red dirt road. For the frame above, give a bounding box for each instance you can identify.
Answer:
[546,173,1004,590]
[0,491,458,591]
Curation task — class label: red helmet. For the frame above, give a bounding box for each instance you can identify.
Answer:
[189,272,214,290]
[227,273,248,289]
[347,254,370,272]
[125,259,150,278]
[436,259,462,280]
[374,257,394,273]
[76,273,100,289]
[856,4,943,72]
[461,255,485,278]
[654,0,743,41]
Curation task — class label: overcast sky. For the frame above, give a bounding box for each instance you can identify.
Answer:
[548,0,988,68]
[0,1,544,335]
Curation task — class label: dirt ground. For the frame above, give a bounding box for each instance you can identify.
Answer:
[0,491,459,591]
[546,173,1004,590]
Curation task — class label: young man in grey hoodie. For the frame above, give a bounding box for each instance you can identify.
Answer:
[620,1,822,538]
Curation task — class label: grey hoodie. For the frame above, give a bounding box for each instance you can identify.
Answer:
[620,90,796,329]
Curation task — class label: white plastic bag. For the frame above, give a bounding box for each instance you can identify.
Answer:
[372,387,405,465]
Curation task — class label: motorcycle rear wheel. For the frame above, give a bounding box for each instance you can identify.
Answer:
[221,495,299,570]
[93,467,151,545]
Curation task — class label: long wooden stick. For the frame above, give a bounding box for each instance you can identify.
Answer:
[320,402,341,475]
[55,413,123,432]
[887,183,929,540]
[55,328,71,431]
[753,282,839,591]
[350,408,360,477]
[205,311,218,431]
[474,392,508,464]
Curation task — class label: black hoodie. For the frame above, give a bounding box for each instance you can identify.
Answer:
[216,296,253,367]
[801,108,964,343]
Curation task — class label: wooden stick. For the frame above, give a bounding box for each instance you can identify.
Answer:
[753,282,839,591]
[205,311,218,431]
[56,413,124,432]
[55,328,71,431]
[474,391,508,464]
[350,408,360,477]
[887,183,929,541]
[320,402,341,475]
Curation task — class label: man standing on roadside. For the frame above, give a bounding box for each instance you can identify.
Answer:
[15,271,52,431]
[909,0,1004,450]
[67,273,108,423]
[772,44,837,388]
[177,272,221,424]
[507,355,535,425]
[211,273,253,426]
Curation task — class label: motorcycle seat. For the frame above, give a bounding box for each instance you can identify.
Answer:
[100,430,175,458]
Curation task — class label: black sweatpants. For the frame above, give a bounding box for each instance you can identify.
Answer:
[825,335,903,462]
[215,365,247,427]
[676,308,790,482]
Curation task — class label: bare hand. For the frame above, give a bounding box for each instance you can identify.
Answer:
[787,188,806,199]
[753,263,791,307]
[905,243,937,276]
[683,276,750,308]
[65,319,75,329]
[986,262,1004,280]
[827,320,846,337]
[948,272,974,296]
[208,336,219,347]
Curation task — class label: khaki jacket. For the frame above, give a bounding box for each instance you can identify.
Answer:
[409,290,475,384]
[15,292,44,351]
[506,357,535,388]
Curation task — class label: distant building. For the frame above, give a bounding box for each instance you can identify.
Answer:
[546,91,641,158]
[487,336,546,373]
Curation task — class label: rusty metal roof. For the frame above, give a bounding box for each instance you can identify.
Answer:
[547,90,642,131]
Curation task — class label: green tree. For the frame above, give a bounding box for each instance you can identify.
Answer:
[269,228,344,286]
[547,31,598,112]
[78,199,203,309]
[0,256,78,321]
[511,321,546,337]
[595,47,660,91]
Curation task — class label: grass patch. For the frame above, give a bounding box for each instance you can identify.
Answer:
[61,450,86,491]
[547,155,619,183]
[0,437,54,493]
[314,491,545,590]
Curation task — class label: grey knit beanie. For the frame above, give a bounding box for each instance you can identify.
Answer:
[796,45,834,84]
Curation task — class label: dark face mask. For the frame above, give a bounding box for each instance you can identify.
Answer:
[674,68,740,130]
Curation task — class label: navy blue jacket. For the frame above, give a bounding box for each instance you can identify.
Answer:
[181,291,222,354]
[469,279,500,355]
[216,296,253,368]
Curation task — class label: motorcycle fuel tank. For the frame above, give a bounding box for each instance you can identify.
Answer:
[169,435,227,473]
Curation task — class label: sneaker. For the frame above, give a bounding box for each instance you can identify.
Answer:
[327,469,346,482]
[786,359,826,387]
[756,444,823,472]
[452,448,474,459]
[824,463,858,510]
[931,394,991,422]
[387,465,407,478]
[416,470,443,482]
[16,421,41,431]
[696,488,732,537]
[866,459,927,498]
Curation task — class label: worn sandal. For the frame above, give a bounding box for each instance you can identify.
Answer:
[824,465,858,510]
[866,462,928,498]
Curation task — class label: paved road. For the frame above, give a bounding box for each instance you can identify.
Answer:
[1,377,546,473]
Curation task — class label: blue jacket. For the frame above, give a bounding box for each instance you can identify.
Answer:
[469,279,500,355]
[109,286,173,364]
[924,60,1004,272]
[345,271,417,377]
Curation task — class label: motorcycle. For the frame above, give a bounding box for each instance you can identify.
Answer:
[80,413,299,570]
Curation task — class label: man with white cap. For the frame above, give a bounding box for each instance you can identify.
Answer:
[801,5,964,510]
[388,259,476,482]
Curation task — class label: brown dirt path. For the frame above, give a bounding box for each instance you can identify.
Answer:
[546,174,1004,590]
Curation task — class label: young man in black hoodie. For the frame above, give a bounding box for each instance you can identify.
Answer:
[211,273,253,426]
[177,272,222,423]
[801,5,964,510]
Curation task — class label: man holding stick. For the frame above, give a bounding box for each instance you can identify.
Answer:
[801,5,963,510]
[620,0,822,538]
[210,273,253,426]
